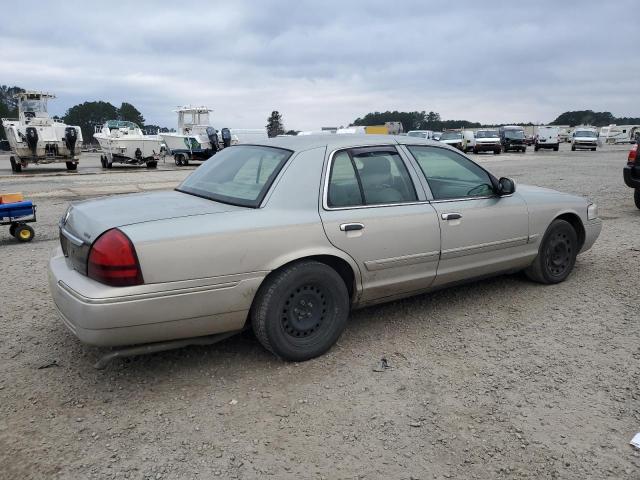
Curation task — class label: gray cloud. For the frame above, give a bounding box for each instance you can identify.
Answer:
[1,0,636,130]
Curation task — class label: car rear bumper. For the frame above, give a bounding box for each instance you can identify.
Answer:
[48,248,265,346]
[581,219,602,253]
[623,165,640,188]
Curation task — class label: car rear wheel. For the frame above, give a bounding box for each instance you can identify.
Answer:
[251,260,350,361]
[525,219,577,284]
[634,188,640,209]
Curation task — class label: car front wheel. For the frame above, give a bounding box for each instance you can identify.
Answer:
[525,219,578,284]
[251,260,350,361]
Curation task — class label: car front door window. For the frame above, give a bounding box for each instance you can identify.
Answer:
[407,146,494,200]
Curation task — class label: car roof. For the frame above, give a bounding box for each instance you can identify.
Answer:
[246,134,444,152]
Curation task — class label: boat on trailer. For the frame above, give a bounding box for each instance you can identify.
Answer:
[159,106,219,166]
[1,91,83,173]
[94,120,163,169]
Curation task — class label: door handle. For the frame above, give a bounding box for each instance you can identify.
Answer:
[340,223,364,232]
[441,213,462,220]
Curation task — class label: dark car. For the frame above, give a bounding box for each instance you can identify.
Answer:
[500,126,527,153]
[624,143,640,209]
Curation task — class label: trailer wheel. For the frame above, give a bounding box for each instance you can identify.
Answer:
[66,162,77,171]
[14,224,34,242]
[9,223,17,237]
[174,154,184,166]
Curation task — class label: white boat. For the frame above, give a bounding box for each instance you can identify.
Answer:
[159,106,219,166]
[1,91,83,172]
[94,120,163,169]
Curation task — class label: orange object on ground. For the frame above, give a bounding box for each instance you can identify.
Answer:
[0,193,24,204]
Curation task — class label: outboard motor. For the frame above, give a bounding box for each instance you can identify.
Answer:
[25,127,38,156]
[206,127,219,153]
[221,128,231,148]
[64,127,78,156]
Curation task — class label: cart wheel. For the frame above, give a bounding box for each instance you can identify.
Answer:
[14,224,34,242]
[9,223,17,237]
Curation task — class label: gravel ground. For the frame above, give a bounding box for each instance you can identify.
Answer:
[0,144,638,479]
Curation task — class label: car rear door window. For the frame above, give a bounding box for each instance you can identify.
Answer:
[327,147,418,208]
[407,146,494,200]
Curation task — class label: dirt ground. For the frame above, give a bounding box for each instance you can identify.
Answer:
[0,145,638,479]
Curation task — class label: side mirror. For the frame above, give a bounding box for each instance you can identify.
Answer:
[497,177,516,196]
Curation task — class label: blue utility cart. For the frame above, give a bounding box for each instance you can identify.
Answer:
[0,200,37,242]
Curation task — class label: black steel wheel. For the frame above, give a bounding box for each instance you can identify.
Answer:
[525,219,577,284]
[252,260,350,361]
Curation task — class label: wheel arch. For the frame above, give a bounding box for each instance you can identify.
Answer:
[553,211,585,250]
[256,252,362,305]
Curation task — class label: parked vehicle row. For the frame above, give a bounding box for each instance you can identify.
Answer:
[49,135,602,363]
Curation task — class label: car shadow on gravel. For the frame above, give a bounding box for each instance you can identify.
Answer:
[58,271,536,381]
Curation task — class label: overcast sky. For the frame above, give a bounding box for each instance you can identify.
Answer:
[1,1,636,130]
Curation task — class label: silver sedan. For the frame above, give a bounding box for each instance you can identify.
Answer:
[49,135,602,362]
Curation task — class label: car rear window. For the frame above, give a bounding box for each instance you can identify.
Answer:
[176,145,292,207]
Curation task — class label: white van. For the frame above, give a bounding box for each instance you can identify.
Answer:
[571,127,598,151]
[407,130,434,139]
[534,126,560,151]
[439,130,476,152]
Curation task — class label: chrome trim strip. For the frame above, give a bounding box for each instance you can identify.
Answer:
[364,251,440,271]
[58,280,243,305]
[440,236,529,260]
[60,226,85,246]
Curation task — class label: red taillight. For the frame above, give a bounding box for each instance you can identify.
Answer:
[88,228,143,286]
[629,144,638,164]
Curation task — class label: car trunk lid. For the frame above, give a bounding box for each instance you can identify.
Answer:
[59,190,243,275]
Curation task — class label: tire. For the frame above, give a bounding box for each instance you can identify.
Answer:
[174,154,184,166]
[522,147,527,153]
[146,161,157,169]
[571,145,576,151]
[14,224,34,243]
[634,188,640,209]
[9,223,17,237]
[106,161,113,169]
[494,149,500,155]
[553,145,559,151]
[251,260,350,361]
[100,155,107,168]
[473,148,478,154]
[534,145,539,152]
[525,219,578,284]
[66,162,77,171]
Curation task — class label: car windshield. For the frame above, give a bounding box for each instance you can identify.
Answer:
[575,130,597,138]
[176,145,292,208]
[504,129,524,139]
[476,130,499,138]
[441,132,462,140]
